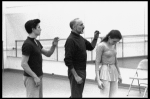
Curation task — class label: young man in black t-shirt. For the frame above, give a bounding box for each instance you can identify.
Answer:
[21,19,59,98]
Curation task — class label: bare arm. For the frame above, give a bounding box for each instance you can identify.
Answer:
[95,43,103,82]
[115,56,122,83]
[41,45,57,57]
[115,56,121,75]
[41,37,59,57]
[95,43,104,89]
[21,55,38,78]
[95,62,101,82]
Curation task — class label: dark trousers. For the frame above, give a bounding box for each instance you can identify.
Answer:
[68,69,86,98]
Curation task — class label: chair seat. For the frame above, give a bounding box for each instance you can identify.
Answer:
[139,83,148,87]
[129,77,147,80]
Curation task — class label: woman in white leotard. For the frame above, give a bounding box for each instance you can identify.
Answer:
[95,30,122,97]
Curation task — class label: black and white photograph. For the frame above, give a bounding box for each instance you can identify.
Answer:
[2,1,148,98]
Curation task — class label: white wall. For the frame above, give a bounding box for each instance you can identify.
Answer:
[3,1,148,39]
[2,3,7,68]
[2,1,148,69]
[83,2,148,37]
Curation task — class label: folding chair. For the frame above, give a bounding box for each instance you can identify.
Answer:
[127,59,148,97]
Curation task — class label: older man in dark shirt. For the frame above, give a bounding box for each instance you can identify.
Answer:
[64,18,100,98]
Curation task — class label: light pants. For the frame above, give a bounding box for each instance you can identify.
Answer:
[100,79,118,98]
[23,76,43,98]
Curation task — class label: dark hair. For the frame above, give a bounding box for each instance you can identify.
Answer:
[101,30,122,42]
[70,18,79,29]
[24,19,40,34]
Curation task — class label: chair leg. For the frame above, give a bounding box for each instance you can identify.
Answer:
[143,87,148,97]
[137,79,141,93]
[127,79,134,96]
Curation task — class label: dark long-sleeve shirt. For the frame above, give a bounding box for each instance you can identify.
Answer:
[64,31,94,70]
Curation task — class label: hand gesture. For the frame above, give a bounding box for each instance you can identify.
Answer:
[94,30,100,40]
[33,76,41,87]
[97,80,104,90]
[52,37,59,46]
[118,75,122,84]
[75,75,83,84]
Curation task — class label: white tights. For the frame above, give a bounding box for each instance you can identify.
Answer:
[100,79,118,97]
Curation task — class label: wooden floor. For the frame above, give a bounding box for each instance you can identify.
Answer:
[2,69,148,98]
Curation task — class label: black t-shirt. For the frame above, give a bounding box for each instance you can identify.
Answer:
[64,31,94,70]
[22,37,43,77]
